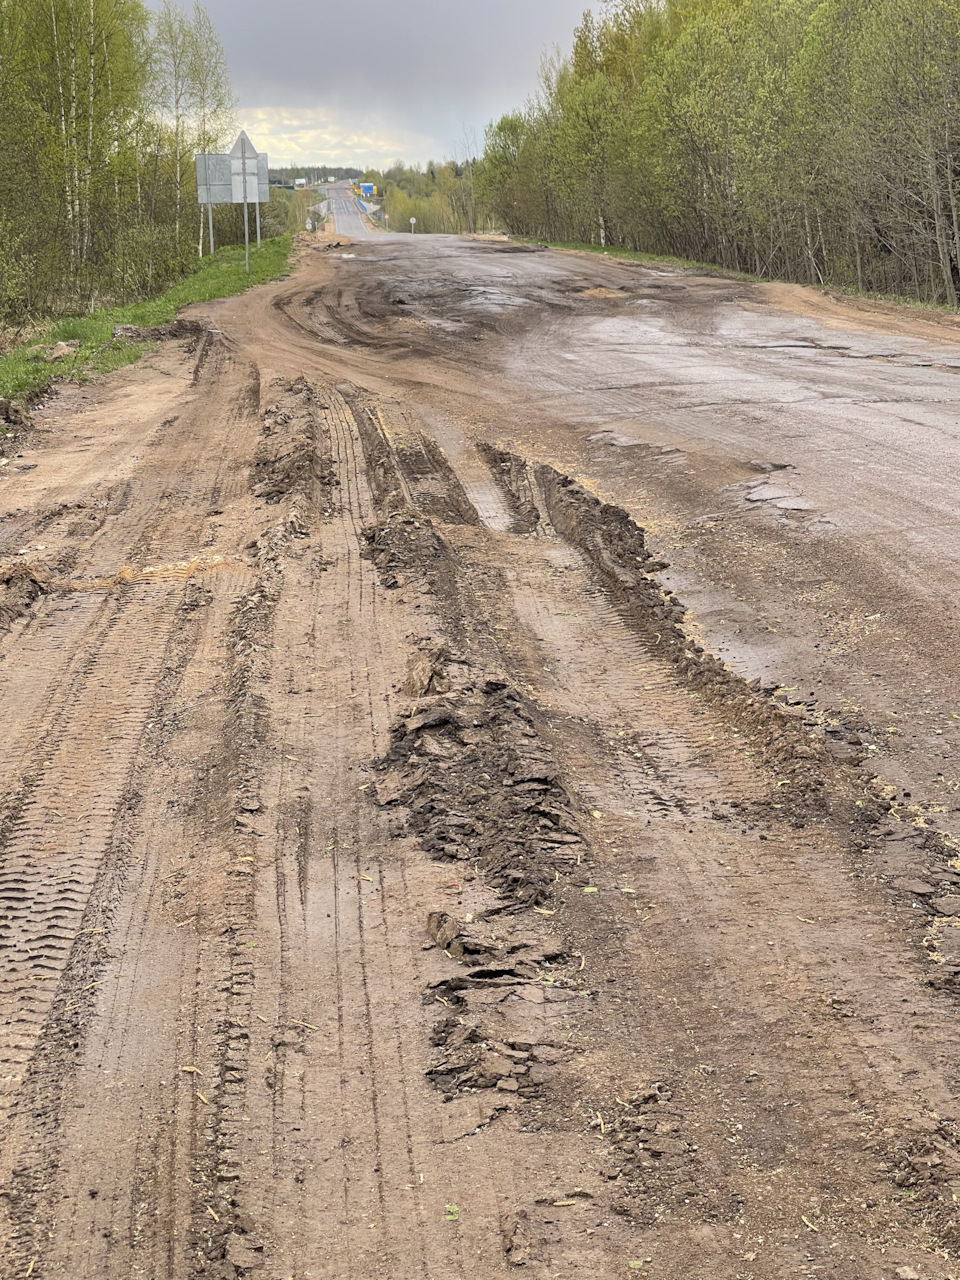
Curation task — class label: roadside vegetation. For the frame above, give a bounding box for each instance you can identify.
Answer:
[0,237,291,405]
[357,162,496,235]
[482,0,960,307]
[0,0,242,331]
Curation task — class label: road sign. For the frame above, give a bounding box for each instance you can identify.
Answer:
[196,133,270,268]
[410,217,417,233]
[306,220,313,231]
[229,132,269,204]
[195,153,232,205]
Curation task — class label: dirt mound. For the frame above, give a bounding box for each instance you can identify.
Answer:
[251,377,338,516]
[111,317,207,343]
[0,397,30,426]
[0,562,48,632]
[375,669,586,908]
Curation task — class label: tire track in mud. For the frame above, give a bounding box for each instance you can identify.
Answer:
[0,339,269,1276]
[352,403,960,1273]
[0,579,187,1120]
[0,573,229,1278]
[242,386,521,1280]
[9,243,960,1278]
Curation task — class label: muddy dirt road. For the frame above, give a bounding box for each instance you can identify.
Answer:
[3,229,960,1280]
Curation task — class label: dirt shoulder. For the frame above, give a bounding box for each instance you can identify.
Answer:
[757,279,960,344]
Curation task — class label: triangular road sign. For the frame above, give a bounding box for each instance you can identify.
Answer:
[230,131,258,158]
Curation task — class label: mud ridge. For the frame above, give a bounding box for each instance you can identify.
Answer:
[230,380,324,816]
[349,390,409,515]
[353,400,466,616]
[375,659,587,908]
[0,562,48,633]
[180,418,305,1273]
[251,377,337,525]
[374,652,593,1104]
[352,419,586,908]
[112,316,208,344]
[422,899,586,1107]
[0,397,32,459]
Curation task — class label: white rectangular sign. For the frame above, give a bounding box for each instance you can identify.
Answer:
[195,153,232,205]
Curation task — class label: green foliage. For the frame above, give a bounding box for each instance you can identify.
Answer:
[483,0,960,305]
[369,160,493,235]
[0,237,291,402]
[0,0,237,325]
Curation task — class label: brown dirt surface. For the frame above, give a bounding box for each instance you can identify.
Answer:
[2,229,960,1280]
[757,280,960,344]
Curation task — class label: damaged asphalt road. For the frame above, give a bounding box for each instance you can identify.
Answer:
[1,227,960,1279]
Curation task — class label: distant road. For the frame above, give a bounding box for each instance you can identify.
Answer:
[327,183,370,238]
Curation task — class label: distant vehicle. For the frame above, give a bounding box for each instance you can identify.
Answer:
[327,176,336,182]
[295,178,306,188]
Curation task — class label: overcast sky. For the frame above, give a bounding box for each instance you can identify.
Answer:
[153,0,594,167]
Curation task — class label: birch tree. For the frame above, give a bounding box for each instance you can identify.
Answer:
[482,0,960,306]
[0,0,236,323]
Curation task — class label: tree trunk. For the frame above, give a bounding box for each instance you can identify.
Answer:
[50,1,74,270]
[853,219,863,292]
[68,9,82,271]
[927,151,958,305]
[83,0,95,266]
[802,202,822,285]
[946,152,960,294]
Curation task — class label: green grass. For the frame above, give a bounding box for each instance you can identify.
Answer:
[0,236,292,405]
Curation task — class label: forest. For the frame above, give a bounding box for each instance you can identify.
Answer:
[0,0,245,326]
[482,0,960,305]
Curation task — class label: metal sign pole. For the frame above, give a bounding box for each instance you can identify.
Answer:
[241,134,250,274]
[204,153,214,255]
[255,196,261,249]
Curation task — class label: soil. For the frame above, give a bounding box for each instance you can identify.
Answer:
[2,219,960,1280]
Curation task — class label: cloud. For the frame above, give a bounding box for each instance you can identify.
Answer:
[236,106,440,169]
[145,0,593,165]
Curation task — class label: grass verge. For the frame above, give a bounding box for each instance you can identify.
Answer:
[0,236,292,406]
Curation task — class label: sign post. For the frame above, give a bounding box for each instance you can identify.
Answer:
[203,153,214,255]
[241,133,250,273]
[254,146,262,249]
[197,133,270,274]
[410,217,416,233]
